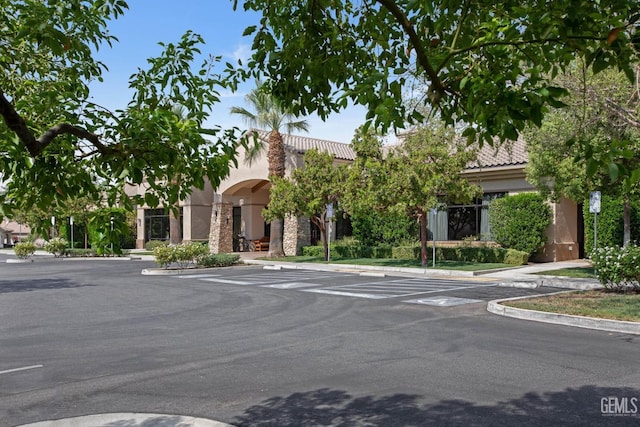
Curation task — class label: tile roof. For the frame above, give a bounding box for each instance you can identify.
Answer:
[252,129,355,161]
[466,137,528,169]
[248,129,527,167]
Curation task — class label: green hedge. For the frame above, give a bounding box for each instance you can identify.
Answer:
[489,193,552,258]
[302,243,528,265]
[197,253,241,268]
[582,195,640,254]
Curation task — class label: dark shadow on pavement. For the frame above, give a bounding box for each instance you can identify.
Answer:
[0,279,94,293]
[233,385,640,426]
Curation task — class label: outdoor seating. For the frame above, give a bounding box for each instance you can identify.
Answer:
[252,236,270,251]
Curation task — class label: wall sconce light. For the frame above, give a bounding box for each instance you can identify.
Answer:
[214,210,218,220]
[226,215,230,225]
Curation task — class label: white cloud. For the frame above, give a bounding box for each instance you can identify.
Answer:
[232,43,251,64]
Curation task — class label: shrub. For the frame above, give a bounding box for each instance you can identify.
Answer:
[145,240,169,251]
[67,248,98,257]
[301,245,325,257]
[174,242,209,268]
[14,241,37,260]
[44,237,68,257]
[489,193,552,258]
[590,245,640,292]
[153,244,176,268]
[197,253,241,268]
[301,243,527,265]
[153,242,209,268]
[582,195,640,254]
[350,205,418,247]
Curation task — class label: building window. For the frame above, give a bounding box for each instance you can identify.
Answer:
[428,193,506,241]
[144,208,183,242]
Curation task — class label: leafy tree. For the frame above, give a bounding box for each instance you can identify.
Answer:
[59,196,96,249]
[525,65,640,245]
[231,82,309,257]
[385,126,480,266]
[232,0,638,145]
[264,149,344,261]
[343,126,418,247]
[1,1,240,220]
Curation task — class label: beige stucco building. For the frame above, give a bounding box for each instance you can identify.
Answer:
[129,129,584,262]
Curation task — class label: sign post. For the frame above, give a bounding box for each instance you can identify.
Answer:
[430,208,438,268]
[69,216,74,250]
[590,191,601,251]
[326,203,333,262]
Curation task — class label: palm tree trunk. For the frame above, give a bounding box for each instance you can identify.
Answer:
[267,130,286,257]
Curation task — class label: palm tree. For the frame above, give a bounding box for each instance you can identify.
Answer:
[231,83,309,257]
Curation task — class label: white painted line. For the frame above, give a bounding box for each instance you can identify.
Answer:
[176,274,221,279]
[302,289,389,299]
[360,272,386,277]
[404,296,484,306]
[262,282,320,289]
[0,364,43,375]
[200,278,253,285]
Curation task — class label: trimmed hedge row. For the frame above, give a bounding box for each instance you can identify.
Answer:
[302,244,528,265]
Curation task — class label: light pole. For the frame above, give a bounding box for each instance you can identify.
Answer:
[50,216,55,238]
[110,216,114,253]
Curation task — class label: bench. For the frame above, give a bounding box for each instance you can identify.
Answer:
[252,236,270,252]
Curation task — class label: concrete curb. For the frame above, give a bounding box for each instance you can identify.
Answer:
[15,413,235,427]
[141,266,230,275]
[242,259,478,277]
[487,293,640,335]
[535,276,603,290]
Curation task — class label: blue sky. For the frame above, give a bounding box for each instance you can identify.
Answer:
[89,0,367,144]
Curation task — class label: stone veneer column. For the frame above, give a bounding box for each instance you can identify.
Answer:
[209,202,233,254]
[283,214,311,256]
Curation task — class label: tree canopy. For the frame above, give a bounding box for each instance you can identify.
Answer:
[264,149,344,260]
[1,0,240,217]
[232,0,639,144]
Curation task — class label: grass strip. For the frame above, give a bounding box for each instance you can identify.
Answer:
[534,267,596,279]
[504,290,640,322]
[266,256,514,271]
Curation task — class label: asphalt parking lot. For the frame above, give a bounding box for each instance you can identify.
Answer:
[1,256,638,426]
[171,266,562,306]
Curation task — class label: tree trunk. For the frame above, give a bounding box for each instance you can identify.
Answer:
[267,129,286,257]
[419,211,428,266]
[623,194,631,247]
[169,207,181,245]
[267,218,285,257]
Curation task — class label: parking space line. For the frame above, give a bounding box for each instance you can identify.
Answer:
[262,282,322,289]
[303,289,389,299]
[0,364,43,375]
[201,278,253,285]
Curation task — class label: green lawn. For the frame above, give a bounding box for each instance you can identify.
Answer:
[267,255,515,271]
[504,290,640,322]
[535,267,596,279]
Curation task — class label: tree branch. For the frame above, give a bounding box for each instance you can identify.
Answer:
[375,0,447,98]
[1,89,114,157]
[0,90,39,156]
